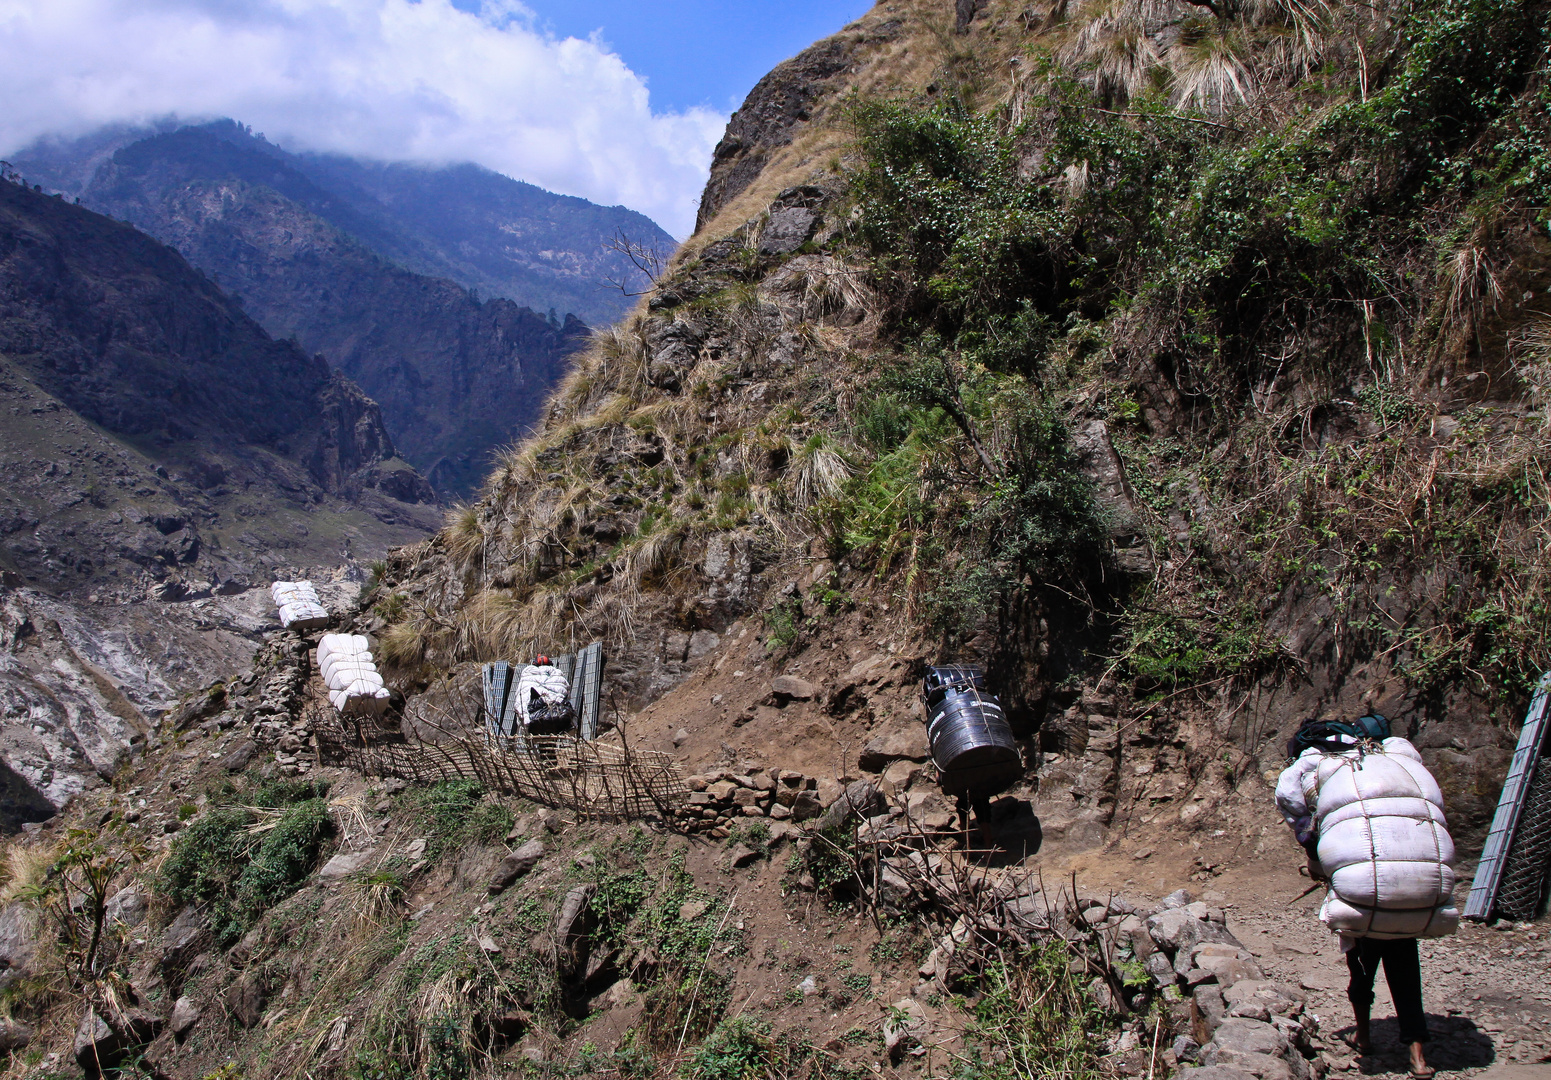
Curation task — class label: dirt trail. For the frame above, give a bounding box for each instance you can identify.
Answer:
[1061,826,1551,1079]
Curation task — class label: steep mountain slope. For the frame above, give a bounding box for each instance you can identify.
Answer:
[374,0,1550,856]
[0,5,1549,1080]
[0,175,438,822]
[17,124,592,495]
[14,121,673,326]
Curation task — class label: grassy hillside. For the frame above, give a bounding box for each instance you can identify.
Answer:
[375,0,1551,812]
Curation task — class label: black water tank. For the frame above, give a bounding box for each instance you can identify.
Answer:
[920,665,1021,801]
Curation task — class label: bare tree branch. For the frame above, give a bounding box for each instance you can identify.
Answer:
[602,229,670,297]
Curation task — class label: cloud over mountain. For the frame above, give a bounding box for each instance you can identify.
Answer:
[0,0,724,236]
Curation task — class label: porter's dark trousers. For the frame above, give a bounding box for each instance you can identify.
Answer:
[1346,936,1429,1044]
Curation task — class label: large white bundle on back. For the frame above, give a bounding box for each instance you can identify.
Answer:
[271,580,329,631]
[317,633,390,717]
[1298,738,1459,938]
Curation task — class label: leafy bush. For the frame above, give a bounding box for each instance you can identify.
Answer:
[686,1017,772,1080]
[404,780,513,860]
[838,0,1551,692]
[228,798,332,934]
[158,787,334,945]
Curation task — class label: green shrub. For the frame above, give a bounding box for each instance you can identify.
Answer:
[404,780,512,860]
[157,808,253,913]
[227,798,332,936]
[157,785,334,945]
[686,1017,771,1080]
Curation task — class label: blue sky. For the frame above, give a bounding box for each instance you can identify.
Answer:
[0,0,876,236]
[506,1,876,114]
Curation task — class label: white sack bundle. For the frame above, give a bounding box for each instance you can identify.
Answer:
[1289,737,1458,939]
[514,664,571,727]
[270,580,329,631]
[316,633,390,717]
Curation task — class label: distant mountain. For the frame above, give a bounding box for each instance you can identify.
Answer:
[292,152,676,325]
[13,123,613,494]
[0,175,439,598]
[13,120,673,326]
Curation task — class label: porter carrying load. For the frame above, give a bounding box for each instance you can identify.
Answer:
[483,642,606,743]
[271,580,329,631]
[920,665,1020,804]
[317,633,390,717]
[516,655,575,736]
[1276,717,1459,939]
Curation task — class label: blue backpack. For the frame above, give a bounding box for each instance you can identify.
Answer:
[1287,713,1390,759]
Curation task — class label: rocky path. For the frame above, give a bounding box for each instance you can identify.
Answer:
[1226,901,1549,1076]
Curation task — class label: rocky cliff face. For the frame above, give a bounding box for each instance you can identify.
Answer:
[0,176,438,823]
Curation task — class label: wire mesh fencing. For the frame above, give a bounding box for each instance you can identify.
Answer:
[1494,761,1551,921]
[313,672,687,823]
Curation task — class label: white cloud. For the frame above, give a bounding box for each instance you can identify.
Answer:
[0,0,725,236]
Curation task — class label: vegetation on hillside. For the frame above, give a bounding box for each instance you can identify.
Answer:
[833,0,1551,705]
[376,0,1551,723]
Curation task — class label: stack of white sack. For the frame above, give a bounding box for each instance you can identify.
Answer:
[317,633,390,717]
[271,581,329,631]
[1300,738,1459,938]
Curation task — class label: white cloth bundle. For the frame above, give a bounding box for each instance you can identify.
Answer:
[514,665,571,727]
[270,580,329,631]
[1277,737,1458,940]
[316,633,389,717]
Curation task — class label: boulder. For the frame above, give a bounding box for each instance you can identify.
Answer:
[74,1009,117,1075]
[74,1006,160,1076]
[812,781,883,833]
[168,683,227,732]
[758,206,821,257]
[160,906,208,969]
[553,884,596,975]
[1199,1019,1311,1080]
[789,790,824,822]
[487,840,546,895]
[1187,957,1262,987]
[1192,984,1227,1043]
[0,1017,32,1051]
[728,843,760,868]
[319,850,374,879]
[771,675,816,701]
[877,863,913,908]
[169,996,200,1040]
[227,972,266,1029]
[220,738,258,773]
[859,721,931,771]
[1222,981,1305,1022]
[104,886,148,929]
[1148,907,1239,963]
[882,997,928,1063]
[0,902,39,985]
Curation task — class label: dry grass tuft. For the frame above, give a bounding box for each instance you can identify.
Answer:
[786,433,854,511]
[1170,22,1253,113]
[0,839,58,904]
[442,505,486,571]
